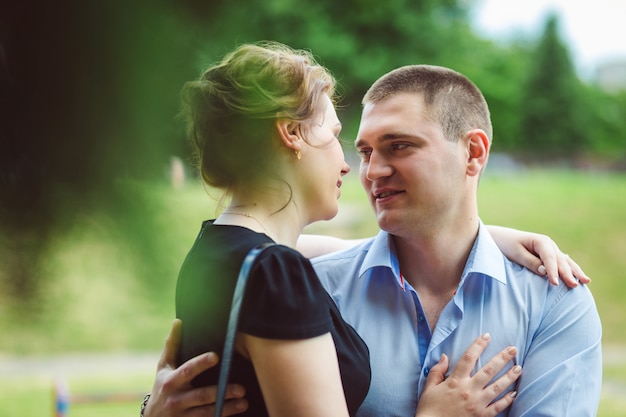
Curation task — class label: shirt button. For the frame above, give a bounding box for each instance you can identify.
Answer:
[417,315,425,322]
[423,367,430,377]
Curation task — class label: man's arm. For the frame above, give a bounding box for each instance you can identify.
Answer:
[142,319,248,417]
[509,285,602,416]
[147,323,525,417]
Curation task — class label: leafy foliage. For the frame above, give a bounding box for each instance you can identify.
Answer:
[1,0,625,300]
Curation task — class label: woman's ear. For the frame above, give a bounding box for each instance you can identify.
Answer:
[275,119,302,153]
[465,129,490,177]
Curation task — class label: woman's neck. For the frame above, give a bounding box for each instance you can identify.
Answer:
[216,200,304,248]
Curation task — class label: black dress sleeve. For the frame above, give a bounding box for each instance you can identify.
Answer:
[238,245,333,339]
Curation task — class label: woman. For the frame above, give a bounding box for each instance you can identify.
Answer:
[150,42,587,417]
[175,41,367,417]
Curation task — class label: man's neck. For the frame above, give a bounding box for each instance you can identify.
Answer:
[392,219,478,332]
[393,218,479,296]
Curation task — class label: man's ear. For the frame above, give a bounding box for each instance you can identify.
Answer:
[275,119,302,153]
[465,129,490,177]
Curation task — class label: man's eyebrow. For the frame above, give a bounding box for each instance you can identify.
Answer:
[355,133,415,147]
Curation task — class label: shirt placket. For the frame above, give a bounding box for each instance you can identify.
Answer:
[407,287,432,376]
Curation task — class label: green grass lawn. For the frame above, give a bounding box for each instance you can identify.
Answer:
[477,170,626,346]
[0,169,624,416]
[0,372,152,417]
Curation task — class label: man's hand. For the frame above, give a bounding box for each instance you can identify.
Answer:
[143,319,248,417]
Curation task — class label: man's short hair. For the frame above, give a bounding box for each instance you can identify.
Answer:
[363,65,493,144]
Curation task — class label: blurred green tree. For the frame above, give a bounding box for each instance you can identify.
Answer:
[0,0,199,300]
[517,14,587,158]
[580,85,626,163]
[172,0,480,137]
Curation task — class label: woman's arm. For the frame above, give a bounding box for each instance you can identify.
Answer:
[241,332,350,417]
[143,324,522,417]
[487,225,590,288]
[296,234,366,258]
[298,229,590,288]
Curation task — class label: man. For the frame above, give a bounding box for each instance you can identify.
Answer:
[144,65,601,417]
[309,64,601,416]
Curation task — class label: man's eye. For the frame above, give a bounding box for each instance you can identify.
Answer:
[357,149,371,158]
[391,143,410,151]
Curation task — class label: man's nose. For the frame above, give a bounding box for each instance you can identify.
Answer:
[364,152,393,181]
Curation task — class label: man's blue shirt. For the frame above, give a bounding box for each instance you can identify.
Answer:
[312,223,602,417]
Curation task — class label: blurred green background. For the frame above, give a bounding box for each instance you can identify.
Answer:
[1,0,625,415]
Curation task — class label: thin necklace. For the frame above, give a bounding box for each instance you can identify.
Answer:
[221,211,270,236]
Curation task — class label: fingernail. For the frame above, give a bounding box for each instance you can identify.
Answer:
[232,385,244,396]
[481,333,490,340]
[507,346,517,355]
[538,265,546,276]
[206,352,217,363]
[512,365,522,374]
[235,399,248,410]
[510,391,517,398]
[439,353,447,362]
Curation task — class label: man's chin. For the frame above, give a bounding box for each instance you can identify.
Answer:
[375,212,400,233]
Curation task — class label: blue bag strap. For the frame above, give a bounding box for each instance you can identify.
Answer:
[214,242,275,416]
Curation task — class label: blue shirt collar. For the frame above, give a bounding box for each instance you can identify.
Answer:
[462,220,508,285]
[357,220,507,288]
[358,230,406,288]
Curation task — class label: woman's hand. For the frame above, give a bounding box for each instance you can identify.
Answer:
[416,333,521,417]
[143,319,248,417]
[488,225,590,287]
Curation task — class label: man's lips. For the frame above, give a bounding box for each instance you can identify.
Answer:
[373,189,403,199]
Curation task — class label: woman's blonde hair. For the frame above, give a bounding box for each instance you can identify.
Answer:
[181,41,336,192]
